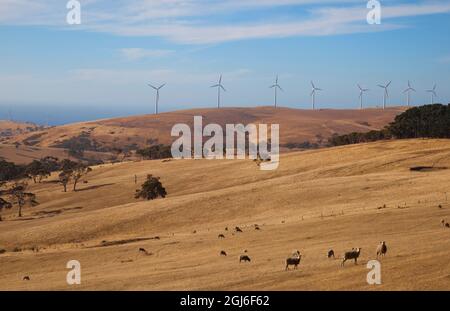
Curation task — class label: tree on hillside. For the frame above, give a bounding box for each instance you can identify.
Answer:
[72,163,92,191]
[0,160,25,181]
[136,145,172,160]
[6,182,39,217]
[0,182,12,220]
[388,104,450,139]
[57,159,92,192]
[135,174,167,201]
[58,171,71,192]
[25,160,51,183]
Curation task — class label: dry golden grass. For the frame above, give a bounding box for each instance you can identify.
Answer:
[5,107,405,151]
[1,138,450,290]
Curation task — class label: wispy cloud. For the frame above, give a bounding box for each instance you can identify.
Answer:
[1,1,450,44]
[119,48,175,61]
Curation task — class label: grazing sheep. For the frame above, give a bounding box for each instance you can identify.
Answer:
[240,255,251,263]
[376,241,387,258]
[441,219,446,227]
[220,251,227,256]
[23,276,30,281]
[235,226,243,233]
[446,223,450,228]
[139,248,152,255]
[342,248,361,266]
[327,249,335,259]
[218,234,225,239]
[285,250,302,270]
[225,227,228,231]
[255,226,261,231]
[193,230,197,234]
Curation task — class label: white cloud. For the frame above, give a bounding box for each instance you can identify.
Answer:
[119,48,175,61]
[1,1,450,44]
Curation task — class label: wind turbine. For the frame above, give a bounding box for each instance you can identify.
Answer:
[210,75,226,109]
[403,81,416,107]
[269,75,283,108]
[357,84,369,109]
[426,84,437,105]
[377,81,391,109]
[148,83,166,115]
[310,81,322,110]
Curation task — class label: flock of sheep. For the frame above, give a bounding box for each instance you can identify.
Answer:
[215,225,390,270]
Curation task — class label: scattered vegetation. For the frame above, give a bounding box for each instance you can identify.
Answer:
[329,104,450,146]
[136,145,172,160]
[0,182,38,217]
[135,174,167,200]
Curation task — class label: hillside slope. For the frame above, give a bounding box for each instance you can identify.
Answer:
[2,107,405,151]
[1,138,449,290]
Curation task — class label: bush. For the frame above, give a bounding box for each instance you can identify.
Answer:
[135,175,167,200]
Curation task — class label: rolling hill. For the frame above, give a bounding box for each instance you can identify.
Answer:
[1,107,405,158]
[1,138,449,290]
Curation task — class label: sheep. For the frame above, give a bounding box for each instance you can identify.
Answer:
[139,248,152,256]
[239,255,251,263]
[218,234,225,239]
[23,276,30,281]
[220,251,227,256]
[225,227,228,231]
[376,241,387,258]
[342,248,361,266]
[327,249,335,259]
[255,226,261,231]
[446,223,450,228]
[235,226,243,233]
[441,219,446,227]
[285,250,302,270]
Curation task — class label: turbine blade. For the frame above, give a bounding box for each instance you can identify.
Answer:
[357,84,362,91]
[278,85,284,92]
[148,84,157,90]
[220,85,226,92]
[377,85,384,88]
[311,81,315,89]
[159,83,166,89]
[386,81,392,88]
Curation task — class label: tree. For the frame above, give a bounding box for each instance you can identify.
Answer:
[0,182,12,220]
[58,171,71,192]
[135,174,167,200]
[72,163,92,191]
[6,182,39,217]
[136,145,172,160]
[25,160,51,183]
[0,160,25,181]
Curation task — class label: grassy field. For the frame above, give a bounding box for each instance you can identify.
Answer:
[1,138,450,290]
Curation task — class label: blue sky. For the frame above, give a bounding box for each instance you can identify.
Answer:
[0,0,450,124]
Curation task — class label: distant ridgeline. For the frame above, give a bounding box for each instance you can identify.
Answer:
[329,104,450,146]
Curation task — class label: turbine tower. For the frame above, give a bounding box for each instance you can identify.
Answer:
[403,81,416,107]
[211,75,226,109]
[426,84,437,105]
[310,81,322,110]
[148,83,165,115]
[357,84,369,110]
[269,75,283,108]
[377,81,391,109]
